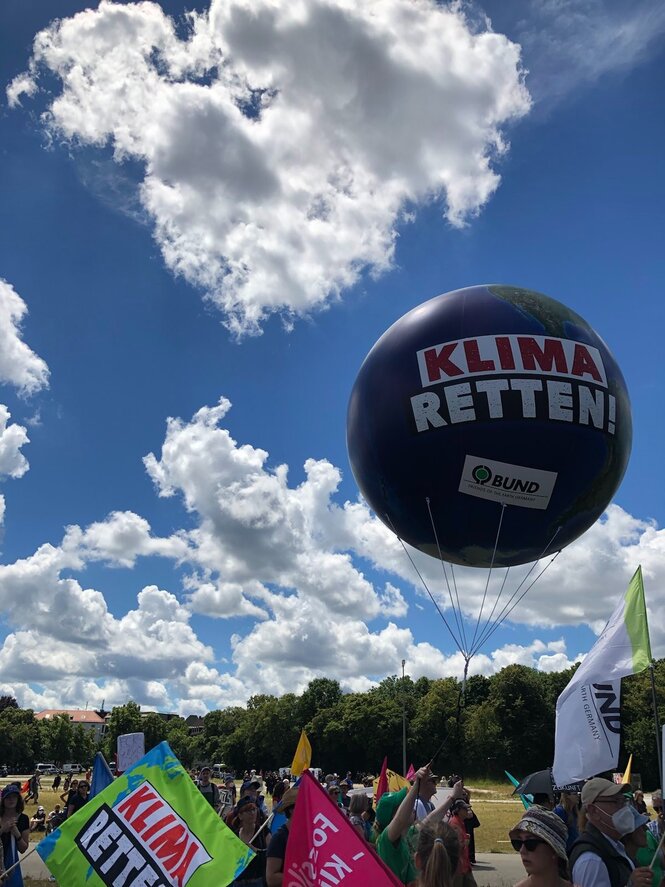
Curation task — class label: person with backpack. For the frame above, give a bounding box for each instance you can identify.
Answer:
[197,766,220,811]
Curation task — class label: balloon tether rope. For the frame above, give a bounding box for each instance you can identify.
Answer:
[469,502,506,655]
[426,497,468,656]
[386,513,465,656]
[470,528,563,656]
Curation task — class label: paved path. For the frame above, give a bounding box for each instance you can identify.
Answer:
[473,852,525,886]
[20,849,526,886]
[19,846,52,880]
[21,844,529,886]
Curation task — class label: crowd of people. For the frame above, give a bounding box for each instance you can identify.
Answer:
[186,764,481,886]
[186,765,665,887]
[1,763,663,887]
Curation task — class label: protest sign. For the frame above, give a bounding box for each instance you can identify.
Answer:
[219,788,234,808]
[285,770,401,886]
[117,732,145,773]
[37,741,253,887]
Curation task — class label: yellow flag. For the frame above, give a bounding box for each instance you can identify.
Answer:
[291,730,312,776]
[373,768,409,798]
[623,753,633,786]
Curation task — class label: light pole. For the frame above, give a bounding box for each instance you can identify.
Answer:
[401,659,407,777]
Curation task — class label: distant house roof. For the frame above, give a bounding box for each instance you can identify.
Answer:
[185,715,204,726]
[36,709,105,724]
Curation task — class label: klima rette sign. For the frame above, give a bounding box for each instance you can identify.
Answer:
[347,284,632,567]
[76,783,211,887]
[411,333,615,435]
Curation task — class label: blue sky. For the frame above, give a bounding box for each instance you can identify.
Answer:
[0,0,663,714]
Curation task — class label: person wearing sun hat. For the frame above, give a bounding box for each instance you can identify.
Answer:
[569,777,653,887]
[509,805,571,886]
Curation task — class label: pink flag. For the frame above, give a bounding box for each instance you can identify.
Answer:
[405,763,416,781]
[375,755,389,804]
[285,770,402,886]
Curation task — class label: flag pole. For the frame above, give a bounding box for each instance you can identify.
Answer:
[0,844,39,881]
[250,811,274,845]
[649,828,665,871]
[649,661,663,790]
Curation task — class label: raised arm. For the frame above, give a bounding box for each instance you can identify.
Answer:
[421,779,464,827]
[386,766,430,842]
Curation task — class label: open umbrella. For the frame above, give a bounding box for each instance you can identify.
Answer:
[511,768,555,798]
[505,770,533,809]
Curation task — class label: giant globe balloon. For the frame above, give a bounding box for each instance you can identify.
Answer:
[347,285,632,568]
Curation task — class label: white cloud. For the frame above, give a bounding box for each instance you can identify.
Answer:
[0,406,30,480]
[144,398,389,622]
[511,0,665,105]
[0,279,49,395]
[0,405,34,528]
[63,510,190,568]
[1,396,664,711]
[9,0,530,335]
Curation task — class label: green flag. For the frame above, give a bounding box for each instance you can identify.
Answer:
[37,741,253,886]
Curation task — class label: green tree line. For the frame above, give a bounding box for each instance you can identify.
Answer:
[1,660,664,786]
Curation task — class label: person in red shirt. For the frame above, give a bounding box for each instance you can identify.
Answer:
[448,800,477,887]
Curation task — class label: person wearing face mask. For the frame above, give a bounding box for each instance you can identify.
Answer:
[569,778,653,887]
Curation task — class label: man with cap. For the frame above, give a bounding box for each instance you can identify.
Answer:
[266,786,298,887]
[413,771,438,821]
[375,765,463,886]
[570,777,653,887]
[240,778,269,817]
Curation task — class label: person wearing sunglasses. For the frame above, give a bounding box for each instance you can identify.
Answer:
[228,797,267,887]
[327,783,344,812]
[448,800,476,887]
[569,778,653,887]
[509,806,572,887]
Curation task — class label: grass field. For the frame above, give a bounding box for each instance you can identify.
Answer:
[463,782,531,852]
